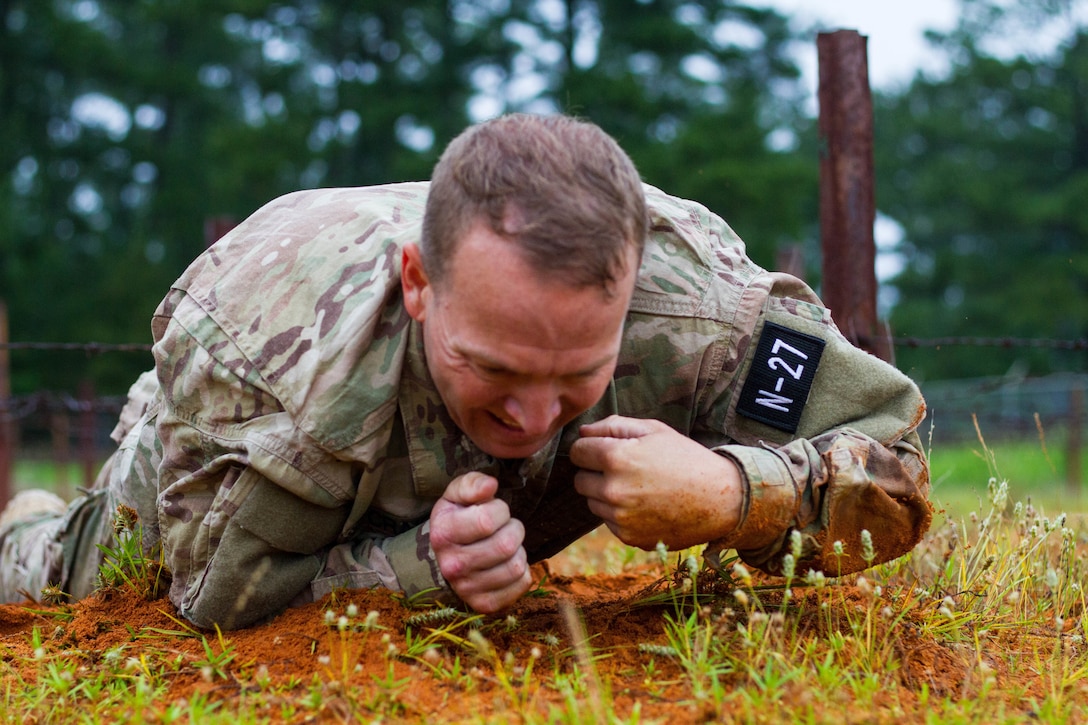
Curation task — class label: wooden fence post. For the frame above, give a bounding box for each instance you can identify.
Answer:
[0,300,11,510]
[78,380,96,489]
[51,408,71,499]
[817,30,894,363]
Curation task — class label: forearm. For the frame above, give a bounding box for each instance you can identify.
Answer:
[710,427,931,576]
[170,478,455,628]
[177,517,450,629]
[178,521,323,630]
[163,462,347,629]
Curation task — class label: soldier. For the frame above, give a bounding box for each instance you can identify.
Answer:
[0,114,931,629]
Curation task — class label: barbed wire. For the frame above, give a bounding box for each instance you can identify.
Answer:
[0,342,152,353]
[0,392,127,422]
[882,336,1088,351]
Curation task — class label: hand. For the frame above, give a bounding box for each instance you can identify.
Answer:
[428,472,532,613]
[570,415,743,550]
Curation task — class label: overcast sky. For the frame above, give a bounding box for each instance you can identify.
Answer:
[752,1,968,295]
[762,0,1088,93]
[757,0,961,91]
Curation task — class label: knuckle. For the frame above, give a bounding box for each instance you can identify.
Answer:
[472,507,497,539]
[472,593,503,615]
[506,553,528,582]
[493,534,519,560]
[599,479,621,505]
[599,444,626,471]
[438,553,467,582]
[572,469,595,495]
[497,523,525,558]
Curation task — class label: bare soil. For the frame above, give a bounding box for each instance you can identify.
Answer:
[0,530,1055,723]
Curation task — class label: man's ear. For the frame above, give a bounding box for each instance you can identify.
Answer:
[401,243,431,322]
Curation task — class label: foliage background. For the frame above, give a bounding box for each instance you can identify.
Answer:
[1,0,1085,394]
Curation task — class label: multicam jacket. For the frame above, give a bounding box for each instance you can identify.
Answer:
[115,182,931,629]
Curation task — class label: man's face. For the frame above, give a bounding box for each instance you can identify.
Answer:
[402,221,638,460]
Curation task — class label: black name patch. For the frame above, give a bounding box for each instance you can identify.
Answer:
[736,322,825,434]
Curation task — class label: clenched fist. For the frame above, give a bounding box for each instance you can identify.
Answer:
[429,472,532,613]
[571,415,743,550]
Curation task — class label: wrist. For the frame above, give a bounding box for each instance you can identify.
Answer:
[384,520,449,601]
[708,445,796,551]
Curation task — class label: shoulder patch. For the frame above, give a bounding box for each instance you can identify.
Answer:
[736,322,825,434]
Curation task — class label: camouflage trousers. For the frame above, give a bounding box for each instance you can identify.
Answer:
[0,469,118,604]
[0,371,161,605]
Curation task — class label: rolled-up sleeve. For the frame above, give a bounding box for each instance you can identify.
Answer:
[702,271,932,577]
[712,426,930,576]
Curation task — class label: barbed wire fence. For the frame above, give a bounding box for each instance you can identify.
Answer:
[861,336,1088,352]
[1,337,1085,505]
[0,339,150,503]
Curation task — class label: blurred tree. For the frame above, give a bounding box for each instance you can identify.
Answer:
[874,0,1088,380]
[1,0,277,391]
[0,0,141,389]
[1,0,815,395]
[0,0,491,392]
[521,0,817,270]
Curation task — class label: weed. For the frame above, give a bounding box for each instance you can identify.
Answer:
[319,601,386,683]
[95,504,169,599]
[193,625,237,682]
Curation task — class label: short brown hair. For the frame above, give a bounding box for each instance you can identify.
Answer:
[421,114,647,294]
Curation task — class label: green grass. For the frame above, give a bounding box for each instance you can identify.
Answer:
[927,431,1086,517]
[3,438,1088,723]
[10,459,97,500]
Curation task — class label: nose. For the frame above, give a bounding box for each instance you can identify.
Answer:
[502,383,562,436]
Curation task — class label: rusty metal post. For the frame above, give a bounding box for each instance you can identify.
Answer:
[817,30,893,362]
[204,216,238,249]
[0,300,11,509]
[775,244,806,280]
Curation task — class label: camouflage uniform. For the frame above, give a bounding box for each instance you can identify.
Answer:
[0,182,931,629]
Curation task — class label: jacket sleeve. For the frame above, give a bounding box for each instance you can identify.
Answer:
[703,272,932,577]
[155,406,450,630]
[153,325,448,630]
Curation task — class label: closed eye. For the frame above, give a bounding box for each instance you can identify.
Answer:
[474,362,513,378]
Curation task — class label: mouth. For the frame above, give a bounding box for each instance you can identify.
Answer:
[488,410,523,432]
[485,411,555,451]
[477,412,556,459]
